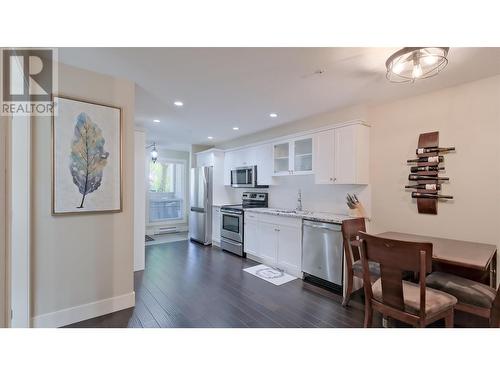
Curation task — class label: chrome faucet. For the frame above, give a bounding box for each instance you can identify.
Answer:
[296,189,303,212]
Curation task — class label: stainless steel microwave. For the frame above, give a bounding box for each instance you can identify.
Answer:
[230,166,268,188]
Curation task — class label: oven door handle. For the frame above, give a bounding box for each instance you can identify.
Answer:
[221,211,242,217]
[221,237,242,246]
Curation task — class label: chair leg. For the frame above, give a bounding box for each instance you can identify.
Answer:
[490,307,499,328]
[342,270,354,307]
[445,310,454,328]
[364,303,373,328]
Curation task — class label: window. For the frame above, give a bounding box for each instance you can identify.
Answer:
[148,159,186,222]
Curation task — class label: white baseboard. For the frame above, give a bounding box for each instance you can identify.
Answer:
[31,291,135,328]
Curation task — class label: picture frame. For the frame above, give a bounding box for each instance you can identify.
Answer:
[52,96,122,215]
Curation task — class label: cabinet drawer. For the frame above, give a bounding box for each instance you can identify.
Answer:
[258,214,301,228]
[244,212,261,221]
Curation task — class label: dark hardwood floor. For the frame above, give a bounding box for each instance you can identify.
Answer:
[64,239,379,328]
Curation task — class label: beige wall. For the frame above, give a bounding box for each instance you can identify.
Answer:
[31,63,135,320]
[369,75,500,250]
[0,116,7,326]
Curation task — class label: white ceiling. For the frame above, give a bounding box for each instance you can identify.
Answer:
[58,48,500,150]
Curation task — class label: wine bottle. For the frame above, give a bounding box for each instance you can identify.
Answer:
[410,166,445,173]
[408,174,449,181]
[407,156,444,163]
[411,192,453,199]
[405,184,440,191]
[416,147,455,155]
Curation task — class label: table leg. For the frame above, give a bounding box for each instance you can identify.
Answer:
[490,251,497,288]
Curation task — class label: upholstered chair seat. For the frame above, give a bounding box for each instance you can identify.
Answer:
[372,278,457,318]
[426,272,496,309]
[352,260,380,280]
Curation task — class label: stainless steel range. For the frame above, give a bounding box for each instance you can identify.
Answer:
[220,192,268,256]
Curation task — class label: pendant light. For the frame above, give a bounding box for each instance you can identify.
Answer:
[386,47,449,83]
[146,142,159,163]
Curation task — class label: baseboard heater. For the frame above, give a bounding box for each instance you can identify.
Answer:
[156,226,180,235]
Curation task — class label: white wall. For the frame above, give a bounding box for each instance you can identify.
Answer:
[30,63,135,327]
[0,116,7,327]
[134,130,146,271]
[369,75,500,250]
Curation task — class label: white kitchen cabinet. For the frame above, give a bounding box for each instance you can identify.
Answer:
[273,136,313,176]
[257,221,279,265]
[243,212,302,277]
[212,206,221,244]
[313,130,335,184]
[243,213,259,256]
[223,143,273,186]
[313,123,369,185]
[293,137,313,174]
[276,223,302,275]
[196,151,214,167]
[273,142,291,176]
[253,143,273,185]
[223,151,235,186]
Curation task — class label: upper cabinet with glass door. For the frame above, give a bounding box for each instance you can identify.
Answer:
[273,142,290,176]
[272,136,313,176]
[293,137,313,174]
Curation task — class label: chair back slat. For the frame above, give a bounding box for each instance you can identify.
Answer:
[359,232,433,315]
[341,218,366,264]
[379,265,405,310]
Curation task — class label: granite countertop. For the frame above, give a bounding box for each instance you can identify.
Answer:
[244,207,353,224]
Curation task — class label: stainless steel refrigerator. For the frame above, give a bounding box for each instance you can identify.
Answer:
[189,166,213,245]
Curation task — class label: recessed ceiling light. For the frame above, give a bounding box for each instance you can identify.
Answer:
[153,119,160,123]
[207,136,213,140]
[269,113,278,118]
[174,101,184,106]
[232,127,239,130]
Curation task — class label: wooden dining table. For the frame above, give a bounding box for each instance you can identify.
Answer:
[376,231,498,287]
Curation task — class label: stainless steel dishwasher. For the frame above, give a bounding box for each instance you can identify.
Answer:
[302,219,343,289]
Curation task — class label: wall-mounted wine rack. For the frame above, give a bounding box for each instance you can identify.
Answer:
[406,131,455,215]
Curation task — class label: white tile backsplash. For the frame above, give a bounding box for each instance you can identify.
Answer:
[224,174,371,217]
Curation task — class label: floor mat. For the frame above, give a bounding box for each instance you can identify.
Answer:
[243,264,297,286]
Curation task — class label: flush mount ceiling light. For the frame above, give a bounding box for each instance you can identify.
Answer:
[174,101,184,106]
[153,119,160,123]
[207,136,213,140]
[269,113,278,118]
[232,127,239,130]
[386,47,449,83]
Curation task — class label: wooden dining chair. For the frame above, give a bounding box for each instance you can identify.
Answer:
[341,218,380,307]
[358,232,457,328]
[426,272,500,327]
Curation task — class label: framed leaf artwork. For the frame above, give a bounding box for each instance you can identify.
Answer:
[52,96,122,215]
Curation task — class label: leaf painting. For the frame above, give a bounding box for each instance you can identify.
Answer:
[69,112,109,208]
